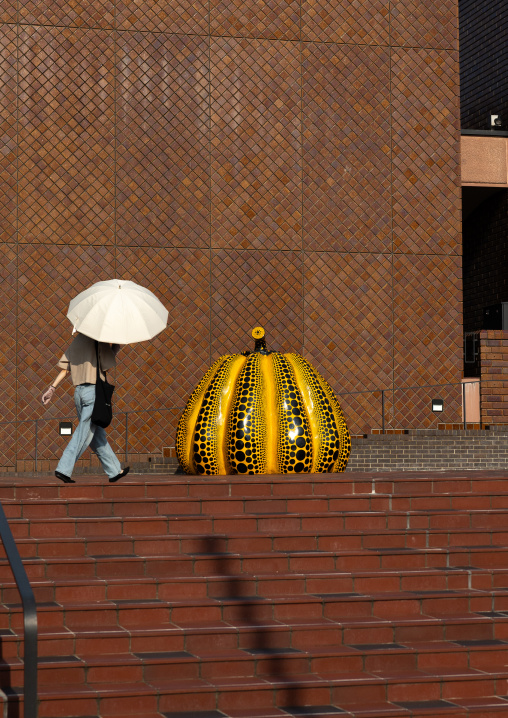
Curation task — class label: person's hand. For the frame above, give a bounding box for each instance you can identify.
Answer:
[41,386,56,405]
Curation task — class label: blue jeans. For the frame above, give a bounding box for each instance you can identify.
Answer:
[56,384,122,479]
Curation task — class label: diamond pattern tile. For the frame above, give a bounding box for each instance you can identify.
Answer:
[391,0,458,49]
[117,0,208,34]
[301,0,389,44]
[393,254,462,389]
[0,245,17,467]
[210,38,301,250]
[112,248,210,458]
[302,44,391,253]
[391,48,461,254]
[337,389,387,437]
[18,27,115,244]
[19,0,113,28]
[117,408,181,458]
[16,420,39,471]
[31,409,139,467]
[115,247,210,409]
[0,422,17,470]
[17,245,115,434]
[35,414,75,464]
[211,249,303,356]
[303,251,393,389]
[392,383,462,429]
[0,27,16,242]
[210,0,299,40]
[303,252,393,437]
[0,0,16,22]
[116,32,209,248]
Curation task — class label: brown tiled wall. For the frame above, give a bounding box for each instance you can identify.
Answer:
[479,330,508,425]
[0,0,462,469]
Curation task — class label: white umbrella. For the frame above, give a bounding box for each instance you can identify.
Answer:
[67,279,168,344]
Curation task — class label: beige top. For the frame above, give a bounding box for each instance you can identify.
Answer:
[58,334,117,386]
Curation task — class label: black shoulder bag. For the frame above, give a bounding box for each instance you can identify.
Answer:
[91,341,115,428]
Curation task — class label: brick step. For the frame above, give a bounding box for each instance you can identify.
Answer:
[7,492,508,520]
[5,639,508,690]
[15,705,508,718]
[5,611,508,659]
[4,543,508,584]
[153,702,508,718]
[3,587,508,634]
[9,506,508,540]
[5,566,508,605]
[5,525,508,561]
[5,480,508,510]
[6,667,508,717]
[1,470,508,499]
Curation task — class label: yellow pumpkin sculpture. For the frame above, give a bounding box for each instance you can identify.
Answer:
[176,328,351,475]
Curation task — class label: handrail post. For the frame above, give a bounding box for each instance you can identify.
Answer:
[34,420,38,474]
[381,390,385,434]
[0,501,37,717]
[125,412,129,464]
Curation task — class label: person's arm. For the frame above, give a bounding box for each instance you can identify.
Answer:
[41,369,69,405]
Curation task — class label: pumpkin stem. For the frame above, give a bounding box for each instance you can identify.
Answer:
[252,326,267,352]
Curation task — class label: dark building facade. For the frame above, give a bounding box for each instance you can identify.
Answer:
[0,0,463,470]
[460,0,508,338]
[463,190,508,334]
[459,0,508,131]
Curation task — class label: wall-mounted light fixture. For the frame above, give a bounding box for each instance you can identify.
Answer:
[59,422,73,436]
[490,114,502,129]
[432,400,444,413]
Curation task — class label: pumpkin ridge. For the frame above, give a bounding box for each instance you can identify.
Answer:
[192,355,242,475]
[314,371,352,472]
[227,353,266,475]
[286,353,341,473]
[176,355,229,474]
[260,353,278,474]
[216,355,246,474]
[272,353,312,474]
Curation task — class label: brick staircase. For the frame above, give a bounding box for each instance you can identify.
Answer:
[2,471,508,717]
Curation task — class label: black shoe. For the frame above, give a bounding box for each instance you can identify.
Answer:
[109,466,130,483]
[55,471,75,484]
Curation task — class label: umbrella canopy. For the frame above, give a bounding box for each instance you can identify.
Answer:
[67,279,168,344]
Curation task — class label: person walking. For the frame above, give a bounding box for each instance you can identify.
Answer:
[42,332,129,484]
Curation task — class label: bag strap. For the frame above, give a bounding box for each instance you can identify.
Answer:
[95,340,111,385]
[95,341,104,384]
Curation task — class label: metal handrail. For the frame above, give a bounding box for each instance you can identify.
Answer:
[336,379,480,397]
[0,501,37,717]
[19,380,482,468]
[338,380,481,434]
